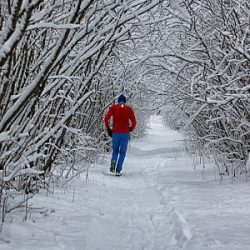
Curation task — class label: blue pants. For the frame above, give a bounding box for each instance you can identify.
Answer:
[111,133,129,173]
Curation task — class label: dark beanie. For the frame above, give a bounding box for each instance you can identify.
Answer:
[118,94,126,104]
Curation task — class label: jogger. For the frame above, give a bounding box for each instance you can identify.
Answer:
[104,94,136,175]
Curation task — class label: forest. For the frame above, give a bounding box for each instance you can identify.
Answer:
[0,0,249,224]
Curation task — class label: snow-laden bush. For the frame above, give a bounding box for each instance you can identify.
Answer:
[158,0,250,177]
[0,0,161,222]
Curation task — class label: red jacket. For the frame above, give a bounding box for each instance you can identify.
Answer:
[104,104,136,133]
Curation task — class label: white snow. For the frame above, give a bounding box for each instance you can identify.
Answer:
[1,116,250,250]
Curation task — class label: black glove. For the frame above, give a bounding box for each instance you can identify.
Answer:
[107,128,112,137]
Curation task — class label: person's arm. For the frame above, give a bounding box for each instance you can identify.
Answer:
[104,107,113,129]
[104,107,113,137]
[129,107,136,132]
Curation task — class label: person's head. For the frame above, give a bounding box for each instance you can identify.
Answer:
[118,94,126,104]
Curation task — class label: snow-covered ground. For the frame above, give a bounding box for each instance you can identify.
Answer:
[1,116,250,250]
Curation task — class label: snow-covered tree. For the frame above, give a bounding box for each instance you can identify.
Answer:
[0,0,162,220]
[144,0,250,176]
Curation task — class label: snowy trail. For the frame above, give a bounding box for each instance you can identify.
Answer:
[1,116,250,250]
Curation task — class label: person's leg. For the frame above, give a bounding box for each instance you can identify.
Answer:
[111,133,120,164]
[116,133,129,173]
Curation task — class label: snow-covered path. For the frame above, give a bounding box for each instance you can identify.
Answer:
[1,116,250,250]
